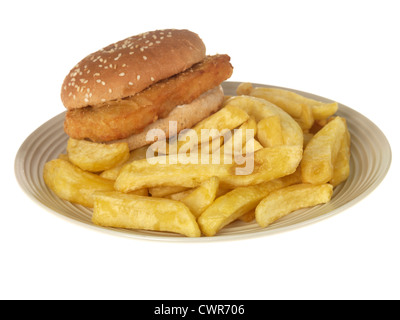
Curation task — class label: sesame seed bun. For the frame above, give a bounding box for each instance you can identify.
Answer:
[61,29,206,110]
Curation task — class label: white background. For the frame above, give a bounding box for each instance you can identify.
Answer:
[2,0,399,300]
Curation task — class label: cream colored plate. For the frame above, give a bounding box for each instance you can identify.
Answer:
[14,81,392,241]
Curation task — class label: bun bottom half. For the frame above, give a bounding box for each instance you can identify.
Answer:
[111,86,224,151]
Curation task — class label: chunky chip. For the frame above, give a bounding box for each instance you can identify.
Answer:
[149,186,190,198]
[92,191,201,237]
[301,116,347,184]
[114,146,302,192]
[67,138,129,172]
[237,83,338,122]
[330,121,351,187]
[180,177,220,218]
[256,115,283,147]
[43,159,115,208]
[255,183,333,228]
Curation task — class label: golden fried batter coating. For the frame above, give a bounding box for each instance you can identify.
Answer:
[64,55,233,142]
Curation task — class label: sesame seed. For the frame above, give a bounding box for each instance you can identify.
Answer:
[129,51,134,55]
[109,88,112,93]
[151,77,155,81]
[119,72,125,77]
[101,81,106,86]
[96,79,101,83]
[128,82,134,86]
[143,56,147,60]
[137,75,141,81]
[94,73,100,76]
[114,53,122,61]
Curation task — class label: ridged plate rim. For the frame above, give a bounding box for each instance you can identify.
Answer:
[14,81,392,242]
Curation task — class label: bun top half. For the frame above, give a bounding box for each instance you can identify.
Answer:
[61,29,206,110]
